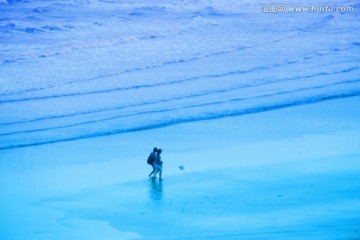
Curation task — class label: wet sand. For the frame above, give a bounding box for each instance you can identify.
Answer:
[1,96,360,239]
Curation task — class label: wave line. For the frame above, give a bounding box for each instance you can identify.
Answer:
[1,78,360,138]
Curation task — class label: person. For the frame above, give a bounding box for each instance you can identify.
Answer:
[148,147,158,178]
[153,148,163,181]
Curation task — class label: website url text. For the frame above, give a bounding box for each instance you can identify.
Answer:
[261,5,355,13]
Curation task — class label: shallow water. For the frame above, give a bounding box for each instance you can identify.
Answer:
[1,0,359,149]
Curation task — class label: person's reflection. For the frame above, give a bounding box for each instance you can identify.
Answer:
[149,178,163,201]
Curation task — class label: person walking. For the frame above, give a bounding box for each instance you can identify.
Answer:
[153,148,163,181]
[147,147,158,178]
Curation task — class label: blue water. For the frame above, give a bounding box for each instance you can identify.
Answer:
[0,0,359,149]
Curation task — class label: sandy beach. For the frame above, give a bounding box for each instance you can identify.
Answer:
[1,95,359,240]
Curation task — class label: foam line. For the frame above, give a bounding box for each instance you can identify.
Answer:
[0,45,356,104]
[1,87,360,150]
[1,65,359,126]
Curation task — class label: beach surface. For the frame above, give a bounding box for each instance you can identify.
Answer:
[1,95,360,240]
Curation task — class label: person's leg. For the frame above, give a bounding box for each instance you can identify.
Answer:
[153,165,159,178]
[159,171,162,180]
[148,166,155,177]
